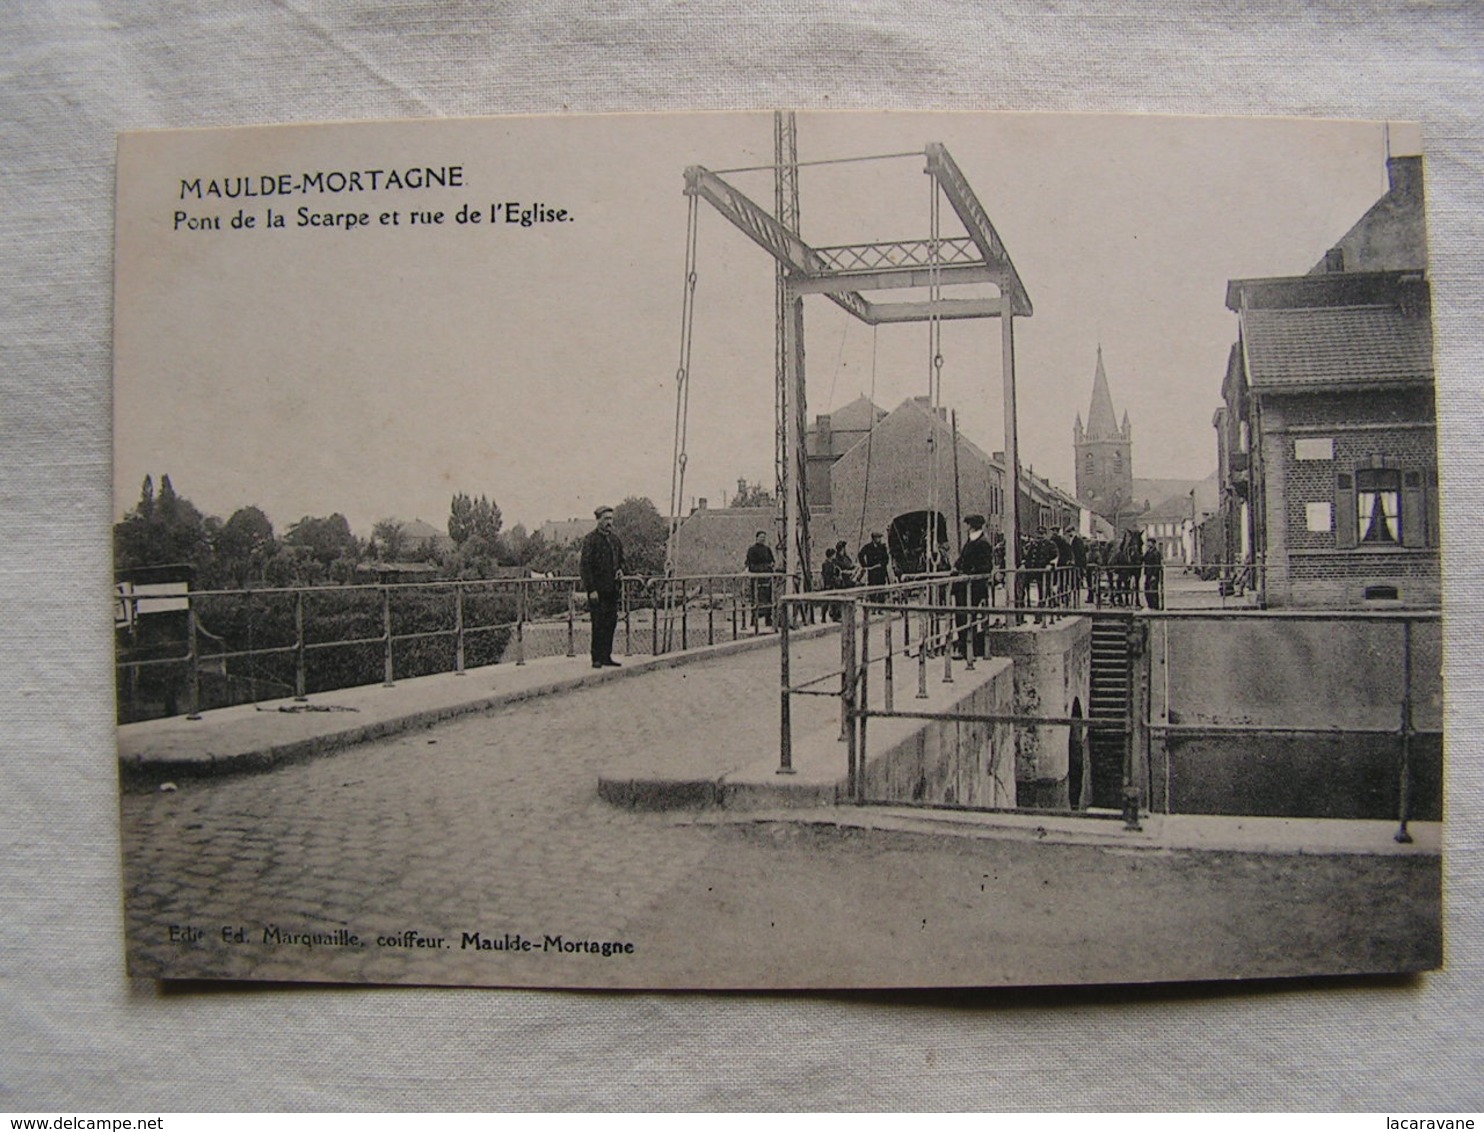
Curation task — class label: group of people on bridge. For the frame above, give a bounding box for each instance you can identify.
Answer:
[738,518,1166,630]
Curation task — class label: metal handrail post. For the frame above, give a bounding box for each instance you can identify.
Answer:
[858,604,870,803]
[839,601,852,742]
[454,584,466,675]
[381,585,395,686]
[843,600,859,797]
[1396,617,1415,844]
[884,615,895,713]
[293,590,307,700]
[682,598,689,651]
[941,580,954,684]
[778,607,795,774]
[651,588,660,655]
[566,585,576,658]
[916,603,929,700]
[185,596,202,719]
[964,602,978,671]
[515,584,526,667]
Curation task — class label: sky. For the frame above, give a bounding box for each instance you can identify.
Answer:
[114,111,1418,537]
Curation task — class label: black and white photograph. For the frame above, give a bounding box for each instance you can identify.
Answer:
[113,109,1442,990]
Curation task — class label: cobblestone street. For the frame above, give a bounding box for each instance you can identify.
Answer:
[121,634,1441,990]
[121,641,841,985]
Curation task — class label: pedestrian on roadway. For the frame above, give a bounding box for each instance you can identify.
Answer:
[833,540,857,587]
[953,514,995,659]
[580,505,625,668]
[857,531,891,589]
[820,547,842,621]
[744,529,777,627]
[1143,539,1164,611]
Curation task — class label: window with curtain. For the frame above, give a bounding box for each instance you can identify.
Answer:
[1356,468,1401,544]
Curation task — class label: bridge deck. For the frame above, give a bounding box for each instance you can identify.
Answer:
[118,612,1439,988]
[117,627,838,789]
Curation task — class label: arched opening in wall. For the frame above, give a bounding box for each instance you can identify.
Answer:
[888,510,949,576]
[1067,697,1087,811]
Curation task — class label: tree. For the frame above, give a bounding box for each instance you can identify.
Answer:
[503,523,530,566]
[448,492,502,547]
[114,473,211,574]
[371,518,408,562]
[517,530,579,577]
[283,513,360,567]
[612,496,669,575]
[212,506,276,587]
[445,492,505,577]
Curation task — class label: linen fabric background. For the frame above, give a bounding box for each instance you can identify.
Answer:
[2,0,1481,1111]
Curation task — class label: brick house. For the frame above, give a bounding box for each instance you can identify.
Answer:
[1218,155,1438,608]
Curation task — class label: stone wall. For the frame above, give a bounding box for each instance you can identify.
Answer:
[1147,614,1442,819]
[983,616,1093,809]
[859,657,1016,808]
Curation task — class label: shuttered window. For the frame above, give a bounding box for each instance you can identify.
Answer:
[1335,465,1435,549]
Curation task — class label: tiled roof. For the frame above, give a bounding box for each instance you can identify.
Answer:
[1242,304,1431,389]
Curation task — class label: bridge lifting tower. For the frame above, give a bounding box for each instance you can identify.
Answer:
[682,134,1033,597]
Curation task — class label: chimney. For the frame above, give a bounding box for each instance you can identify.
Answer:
[817,413,832,454]
[697,497,707,511]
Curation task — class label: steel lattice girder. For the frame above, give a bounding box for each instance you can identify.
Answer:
[683,145,1032,324]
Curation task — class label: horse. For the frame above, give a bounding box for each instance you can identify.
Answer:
[1085,539,1114,604]
[1110,529,1145,607]
[1018,532,1059,611]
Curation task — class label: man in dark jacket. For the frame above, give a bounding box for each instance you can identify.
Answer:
[744,530,776,627]
[953,514,995,658]
[857,531,891,589]
[1143,540,1164,611]
[580,505,625,667]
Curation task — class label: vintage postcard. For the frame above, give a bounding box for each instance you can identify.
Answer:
[115,110,1442,988]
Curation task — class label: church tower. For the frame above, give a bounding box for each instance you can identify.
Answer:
[1073,346,1134,527]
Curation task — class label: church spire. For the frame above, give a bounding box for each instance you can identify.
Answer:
[1085,345,1120,439]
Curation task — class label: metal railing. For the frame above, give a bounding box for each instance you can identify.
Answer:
[115,571,787,723]
[777,574,1089,785]
[779,587,1440,839]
